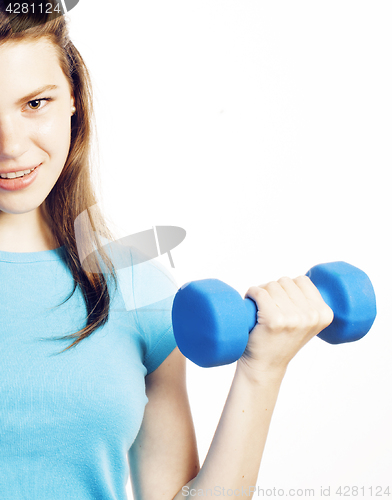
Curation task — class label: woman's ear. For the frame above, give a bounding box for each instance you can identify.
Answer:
[71,95,76,116]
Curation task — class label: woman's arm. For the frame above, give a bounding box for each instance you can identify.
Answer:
[128,346,200,499]
[175,360,286,498]
[171,275,333,498]
[174,275,333,498]
[129,275,333,499]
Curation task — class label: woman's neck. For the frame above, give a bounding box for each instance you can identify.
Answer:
[0,206,59,252]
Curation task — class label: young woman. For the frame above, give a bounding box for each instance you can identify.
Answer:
[0,3,333,499]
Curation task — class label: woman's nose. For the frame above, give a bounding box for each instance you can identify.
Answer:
[0,116,27,159]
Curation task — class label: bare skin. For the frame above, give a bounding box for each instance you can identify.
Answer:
[0,38,75,252]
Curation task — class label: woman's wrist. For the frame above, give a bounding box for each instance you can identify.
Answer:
[235,356,287,387]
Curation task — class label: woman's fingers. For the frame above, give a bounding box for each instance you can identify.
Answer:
[242,275,335,373]
[246,281,300,334]
[245,286,279,322]
[292,275,334,329]
[245,276,334,335]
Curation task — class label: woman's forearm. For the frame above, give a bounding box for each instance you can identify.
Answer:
[173,362,286,498]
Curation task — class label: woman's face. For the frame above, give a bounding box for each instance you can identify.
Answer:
[0,37,75,216]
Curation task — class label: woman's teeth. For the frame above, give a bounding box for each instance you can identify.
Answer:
[0,167,36,179]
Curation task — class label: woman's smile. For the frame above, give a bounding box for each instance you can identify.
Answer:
[0,162,41,191]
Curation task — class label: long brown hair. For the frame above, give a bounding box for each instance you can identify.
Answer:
[0,1,121,353]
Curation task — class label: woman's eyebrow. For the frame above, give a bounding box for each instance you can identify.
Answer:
[16,84,59,106]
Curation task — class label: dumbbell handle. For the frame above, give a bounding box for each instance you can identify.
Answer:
[242,262,376,344]
[243,298,258,332]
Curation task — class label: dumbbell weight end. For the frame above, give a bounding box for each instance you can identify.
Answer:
[173,279,255,367]
[305,261,377,344]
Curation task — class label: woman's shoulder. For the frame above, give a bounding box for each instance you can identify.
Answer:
[119,245,178,312]
[97,234,178,310]
[96,234,179,373]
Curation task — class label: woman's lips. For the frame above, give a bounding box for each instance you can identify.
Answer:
[0,163,42,191]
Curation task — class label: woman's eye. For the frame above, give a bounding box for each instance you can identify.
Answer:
[26,98,51,111]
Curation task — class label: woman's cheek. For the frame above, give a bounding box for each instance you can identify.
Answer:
[35,111,72,167]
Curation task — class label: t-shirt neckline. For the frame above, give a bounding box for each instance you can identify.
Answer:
[0,245,66,263]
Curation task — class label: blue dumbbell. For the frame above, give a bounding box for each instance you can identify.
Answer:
[172,262,377,368]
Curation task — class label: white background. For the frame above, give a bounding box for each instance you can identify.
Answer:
[67,1,391,497]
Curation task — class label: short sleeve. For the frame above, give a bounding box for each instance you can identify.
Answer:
[115,246,179,375]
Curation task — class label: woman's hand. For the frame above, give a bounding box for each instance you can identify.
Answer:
[239,275,334,381]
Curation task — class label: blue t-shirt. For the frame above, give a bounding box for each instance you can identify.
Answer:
[0,244,178,499]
